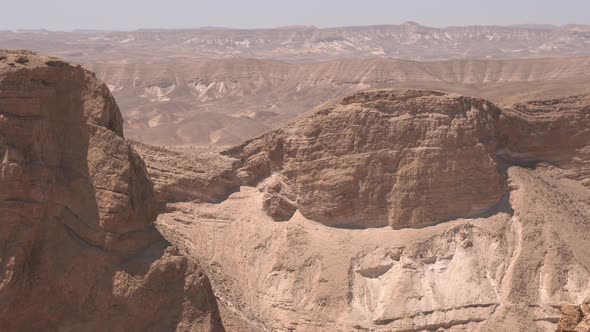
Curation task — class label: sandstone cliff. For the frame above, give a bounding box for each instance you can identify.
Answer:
[131,142,240,208]
[146,89,590,331]
[498,94,590,185]
[0,50,223,331]
[4,49,590,332]
[222,89,590,230]
[225,90,508,228]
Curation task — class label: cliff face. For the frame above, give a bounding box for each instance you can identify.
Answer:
[4,49,590,332]
[225,89,590,230]
[226,90,507,228]
[144,88,590,331]
[0,50,223,331]
[498,94,590,185]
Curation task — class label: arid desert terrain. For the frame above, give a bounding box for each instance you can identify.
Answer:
[2,21,590,332]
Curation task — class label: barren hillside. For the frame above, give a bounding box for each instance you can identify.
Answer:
[85,56,590,146]
[139,89,590,332]
[3,50,590,332]
[5,23,590,147]
[3,22,590,62]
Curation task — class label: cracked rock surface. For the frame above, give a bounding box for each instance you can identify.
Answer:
[0,50,224,331]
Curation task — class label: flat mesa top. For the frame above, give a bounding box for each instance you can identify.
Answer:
[0,50,70,72]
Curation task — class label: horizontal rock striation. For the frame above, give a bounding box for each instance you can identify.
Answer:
[225,89,590,229]
[132,142,240,208]
[226,89,508,228]
[136,82,590,331]
[498,94,590,185]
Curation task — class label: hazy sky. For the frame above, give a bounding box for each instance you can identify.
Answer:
[2,0,589,31]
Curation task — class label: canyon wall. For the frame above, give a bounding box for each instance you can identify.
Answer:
[0,50,224,331]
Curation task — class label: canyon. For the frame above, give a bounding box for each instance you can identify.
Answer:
[149,89,590,331]
[3,23,590,147]
[2,21,590,332]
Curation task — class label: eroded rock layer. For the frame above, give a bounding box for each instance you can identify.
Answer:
[155,164,590,332]
[0,50,223,331]
[225,90,508,228]
[132,142,240,208]
[499,94,590,185]
[223,89,590,230]
[142,89,590,331]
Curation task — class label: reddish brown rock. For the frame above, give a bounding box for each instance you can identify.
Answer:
[0,50,224,331]
[226,89,508,228]
[132,142,240,207]
[82,70,124,136]
[88,124,158,235]
[498,94,590,186]
[558,304,586,332]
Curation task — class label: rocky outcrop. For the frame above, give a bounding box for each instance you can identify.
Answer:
[224,89,590,230]
[498,94,590,185]
[0,50,223,331]
[132,142,240,208]
[4,48,590,332]
[127,86,590,331]
[157,164,590,332]
[153,91,590,331]
[226,89,508,228]
[558,304,590,332]
[259,173,297,221]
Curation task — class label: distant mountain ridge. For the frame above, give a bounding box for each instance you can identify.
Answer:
[2,22,590,62]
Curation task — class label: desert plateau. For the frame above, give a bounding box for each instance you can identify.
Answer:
[2,2,590,331]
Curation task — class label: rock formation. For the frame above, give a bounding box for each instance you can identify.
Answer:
[144,89,590,331]
[4,49,590,332]
[498,94,590,184]
[0,50,223,331]
[223,89,590,230]
[131,142,240,208]
[225,90,508,228]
